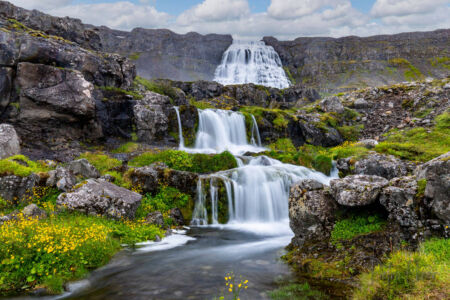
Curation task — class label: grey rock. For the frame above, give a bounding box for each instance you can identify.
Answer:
[354,154,412,179]
[0,124,20,159]
[0,174,38,204]
[46,167,77,192]
[353,98,369,109]
[22,204,47,219]
[320,96,344,114]
[145,211,164,227]
[57,179,142,219]
[294,179,324,191]
[67,159,100,179]
[330,175,389,206]
[415,152,450,223]
[169,208,185,226]
[289,180,338,247]
[0,67,13,112]
[356,139,378,149]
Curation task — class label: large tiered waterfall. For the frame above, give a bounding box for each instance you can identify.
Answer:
[175,108,336,233]
[213,41,291,89]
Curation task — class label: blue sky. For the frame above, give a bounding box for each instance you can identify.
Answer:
[10,0,450,39]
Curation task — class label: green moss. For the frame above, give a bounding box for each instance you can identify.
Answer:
[78,152,122,174]
[337,125,363,141]
[189,98,215,109]
[129,150,237,174]
[269,138,297,153]
[111,142,139,154]
[0,155,52,177]
[134,76,178,100]
[414,108,433,118]
[128,52,141,61]
[97,86,143,100]
[283,67,296,85]
[269,283,326,300]
[312,154,333,175]
[273,115,289,130]
[429,57,450,70]
[388,58,423,81]
[416,179,427,198]
[331,214,386,243]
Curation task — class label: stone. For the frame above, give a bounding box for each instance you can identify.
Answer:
[22,204,47,219]
[330,175,389,206]
[169,208,185,226]
[0,174,38,204]
[133,92,171,143]
[415,152,450,223]
[320,96,345,114]
[46,167,77,191]
[354,154,412,179]
[145,211,165,227]
[57,179,142,219]
[0,124,20,159]
[289,180,338,247]
[67,159,100,179]
[356,139,378,149]
[353,98,369,109]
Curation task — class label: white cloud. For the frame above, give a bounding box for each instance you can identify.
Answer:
[10,0,72,11]
[177,0,250,25]
[371,0,449,17]
[267,0,346,19]
[47,2,171,30]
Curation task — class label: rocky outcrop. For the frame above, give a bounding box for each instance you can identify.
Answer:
[57,179,142,219]
[0,124,20,159]
[145,211,164,227]
[67,159,100,179]
[0,173,38,204]
[353,154,414,180]
[415,152,450,224]
[297,114,343,147]
[330,175,389,206]
[320,96,344,114]
[22,203,47,219]
[264,30,450,92]
[289,180,337,247]
[128,163,198,197]
[46,167,77,192]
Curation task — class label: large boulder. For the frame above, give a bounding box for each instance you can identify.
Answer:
[22,204,47,219]
[297,114,343,147]
[129,163,198,197]
[289,179,338,247]
[0,124,20,159]
[169,208,185,226]
[320,96,344,114]
[0,174,38,204]
[67,159,100,179]
[354,153,413,179]
[145,211,164,227]
[133,92,171,143]
[57,179,142,219]
[330,175,389,206]
[415,152,450,223]
[46,167,77,191]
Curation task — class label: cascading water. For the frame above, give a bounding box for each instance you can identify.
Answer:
[174,107,337,234]
[213,40,291,89]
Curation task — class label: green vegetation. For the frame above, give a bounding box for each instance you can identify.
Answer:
[136,186,191,225]
[375,112,450,162]
[430,57,450,70]
[273,115,289,130]
[128,52,141,61]
[331,214,386,243]
[97,85,143,100]
[111,142,140,154]
[189,98,216,109]
[353,238,450,300]
[78,152,122,174]
[416,179,427,199]
[129,150,237,174]
[270,283,325,300]
[283,67,296,85]
[134,76,178,100]
[388,58,423,81]
[6,19,72,44]
[0,212,163,295]
[0,155,52,177]
[337,125,364,141]
[269,138,297,153]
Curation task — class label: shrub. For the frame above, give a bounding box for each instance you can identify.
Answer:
[331,214,386,243]
[0,155,51,177]
[0,213,163,295]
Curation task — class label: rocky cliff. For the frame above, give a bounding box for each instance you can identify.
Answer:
[0,1,232,82]
[264,30,450,92]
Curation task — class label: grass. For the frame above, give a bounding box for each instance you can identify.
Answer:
[337,125,364,142]
[330,214,386,243]
[97,85,143,100]
[0,155,52,177]
[78,152,122,174]
[375,112,450,162]
[111,142,140,154]
[388,58,423,81]
[269,283,326,300]
[134,76,178,100]
[353,238,450,300]
[128,150,237,174]
[0,212,163,295]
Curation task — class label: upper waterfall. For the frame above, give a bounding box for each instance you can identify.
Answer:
[213,41,291,89]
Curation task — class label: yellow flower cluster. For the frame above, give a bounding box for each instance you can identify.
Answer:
[223,272,249,300]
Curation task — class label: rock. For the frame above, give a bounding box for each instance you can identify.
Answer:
[355,139,378,149]
[298,115,343,147]
[46,167,77,191]
[444,83,450,90]
[22,204,47,219]
[354,154,412,179]
[380,176,419,230]
[145,211,165,227]
[320,96,344,114]
[0,67,13,112]
[353,98,369,109]
[133,92,171,143]
[289,179,338,247]
[415,152,450,223]
[129,163,198,197]
[67,159,100,179]
[330,175,389,206]
[57,179,142,219]
[0,174,38,204]
[0,124,20,159]
[169,208,185,226]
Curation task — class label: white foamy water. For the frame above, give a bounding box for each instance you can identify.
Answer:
[213,40,291,89]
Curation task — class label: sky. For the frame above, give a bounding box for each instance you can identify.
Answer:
[8,0,450,40]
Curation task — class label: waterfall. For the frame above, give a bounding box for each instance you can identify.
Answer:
[174,107,185,148]
[213,40,291,89]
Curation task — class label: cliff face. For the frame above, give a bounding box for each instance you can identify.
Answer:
[0,1,232,82]
[264,30,450,92]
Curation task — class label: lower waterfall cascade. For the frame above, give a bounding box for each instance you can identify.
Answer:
[175,107,337,233]
[213,40,291,89]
